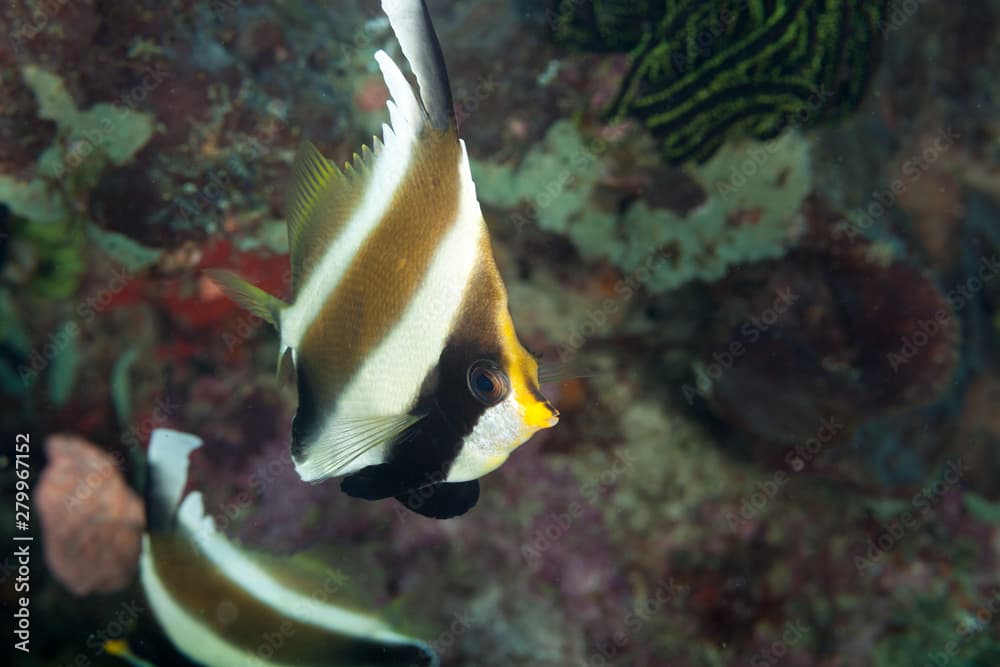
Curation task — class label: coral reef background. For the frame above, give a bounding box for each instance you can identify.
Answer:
[2,0,1000,666]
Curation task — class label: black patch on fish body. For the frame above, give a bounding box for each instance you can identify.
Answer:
[339,329,504,517]
[292,323,497,502]
[291,361,320,461]
[341,463,480,519]
[341,464,410,500]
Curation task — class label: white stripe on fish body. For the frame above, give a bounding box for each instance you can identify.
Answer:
[140,538,281,667]
[280,50,424,352]
[141,430,261,666]
[163,492,429,648]
[295,140,486,481]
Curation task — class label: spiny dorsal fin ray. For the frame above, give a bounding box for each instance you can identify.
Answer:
[285,140,337,257]
[381,0,455,131]
[283,1,457,294]
[284,139,381,291]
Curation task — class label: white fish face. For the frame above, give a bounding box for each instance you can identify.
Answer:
[447,389,559,483]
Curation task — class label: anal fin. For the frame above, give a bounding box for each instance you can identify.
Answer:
[341,464,480,519]
[395,480,479,519]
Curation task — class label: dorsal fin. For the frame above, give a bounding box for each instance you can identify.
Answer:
[145,429,203,533]
[283,139,381,292]
[381,0,455,130]
[285,140,338,268]
[282,0,454,295]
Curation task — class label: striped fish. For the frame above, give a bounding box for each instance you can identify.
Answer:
[138,428,438,666]
[209,0,558,519]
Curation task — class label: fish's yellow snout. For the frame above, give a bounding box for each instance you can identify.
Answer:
[522,398,559,430]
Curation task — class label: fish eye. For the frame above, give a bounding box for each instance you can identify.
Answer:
[467,360,509,406]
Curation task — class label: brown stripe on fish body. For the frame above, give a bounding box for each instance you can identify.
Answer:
[146,534,434,666]
[450,231,509,354]
[294,130,463,424]
[287,143,376,294]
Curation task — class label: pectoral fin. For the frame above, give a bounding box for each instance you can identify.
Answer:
[293,414,424,482]
[204,269,286,329]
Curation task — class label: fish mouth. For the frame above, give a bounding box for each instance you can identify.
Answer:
[543,403,560,428]
[525,400,559,430]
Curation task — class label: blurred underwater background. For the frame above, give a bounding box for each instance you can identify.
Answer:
[2,0,1000,665]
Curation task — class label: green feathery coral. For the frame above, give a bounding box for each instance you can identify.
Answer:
[552,0,888,164]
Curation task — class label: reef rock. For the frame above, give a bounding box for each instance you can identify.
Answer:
[473,120,811,293]
[35,434,144,596]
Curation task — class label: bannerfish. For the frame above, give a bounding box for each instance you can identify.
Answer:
[209,0,559,519]
[136,428,439,667]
